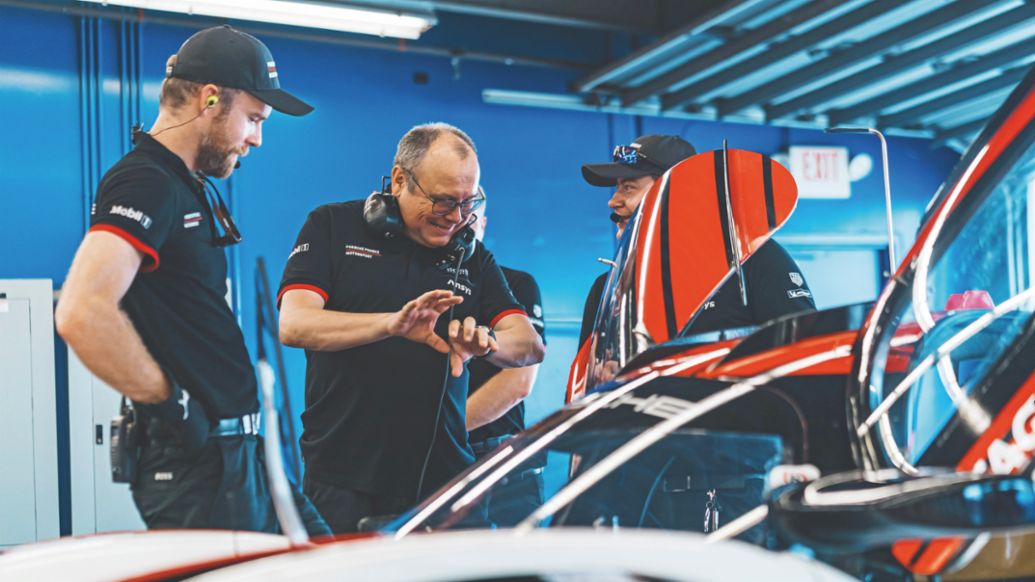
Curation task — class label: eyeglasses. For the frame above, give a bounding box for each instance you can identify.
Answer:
[197,175,242,247]
[404,169,485,218]
[612,144,664,170]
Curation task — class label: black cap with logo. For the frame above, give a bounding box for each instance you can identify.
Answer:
[582,134,697,187]
[167,25,313,117]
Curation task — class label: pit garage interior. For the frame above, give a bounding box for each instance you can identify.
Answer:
[2,0,1035,580]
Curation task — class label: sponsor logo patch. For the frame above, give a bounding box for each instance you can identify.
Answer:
[788,288,812,299]
[346,244,381,259]
[789,272,804,286]
[289,243,310,259]
[109,204,153,229]
[533,304,543,318]
[154,472,174,481]
[267,61,278,79]
[183,212,202,229]
[446,278,473,296]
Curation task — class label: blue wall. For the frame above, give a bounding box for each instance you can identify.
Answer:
[0,6,960,482]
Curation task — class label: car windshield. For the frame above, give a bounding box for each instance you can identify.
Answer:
[388,378,785,538]
[584,216,642,390]
[861,123,1035,472]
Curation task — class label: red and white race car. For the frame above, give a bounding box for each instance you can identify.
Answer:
[4,62,1035,582]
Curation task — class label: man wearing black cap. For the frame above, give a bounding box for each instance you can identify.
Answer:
[578,134,815,348]
[56,25,327,534]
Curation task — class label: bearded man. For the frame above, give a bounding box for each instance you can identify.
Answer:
[56,26,328,534]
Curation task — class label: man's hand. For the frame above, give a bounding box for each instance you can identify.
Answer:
[447,316,499,377]
[386,290,464,354]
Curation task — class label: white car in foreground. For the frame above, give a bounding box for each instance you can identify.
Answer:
[192,528,855,582]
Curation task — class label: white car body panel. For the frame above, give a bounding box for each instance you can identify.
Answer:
[192,529,855,581]
[0,530,292,581]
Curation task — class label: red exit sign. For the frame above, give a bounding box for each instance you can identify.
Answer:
[789,146,850,199]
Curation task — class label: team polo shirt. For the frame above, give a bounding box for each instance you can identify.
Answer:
[578,238,815,344]
[278,201,526,498]
[686,239,815,334]
[468,267,547,442]
[89,133,258,419]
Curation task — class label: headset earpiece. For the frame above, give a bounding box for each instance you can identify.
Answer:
[363,177,405,239]
[206,95,219,108]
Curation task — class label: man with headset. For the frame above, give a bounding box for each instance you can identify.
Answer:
[278,122,545,533]
[56,26,327,533]
[578,134,816,349]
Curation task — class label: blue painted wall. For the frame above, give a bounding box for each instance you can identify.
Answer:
[0,6,961,501]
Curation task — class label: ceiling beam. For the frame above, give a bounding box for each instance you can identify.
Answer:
[826,37,1035,126]
[877,67,1028,128]
[428,0,662,32]
[658,0,898,111]
[935,117,993,143]
[2,0,588,70]
[716,0,994,115]
[766,2,1035,119]
[573,0,767,93]
[615,0,845,107]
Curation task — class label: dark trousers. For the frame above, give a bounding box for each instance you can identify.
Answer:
[131,422,330,536]
[303,475,413,534]
[472,435,544,527]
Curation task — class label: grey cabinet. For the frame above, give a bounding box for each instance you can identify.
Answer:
[0,280,59,546]
[68,350,145,534]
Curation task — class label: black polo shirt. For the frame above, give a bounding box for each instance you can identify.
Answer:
[578,272,608,348]
[578,238,815,343]
[686,239,815,334]
[89,133,258,419]
[468,267,546,442]
[278,201,525,498]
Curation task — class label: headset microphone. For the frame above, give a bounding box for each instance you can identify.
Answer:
[609,212,624,224]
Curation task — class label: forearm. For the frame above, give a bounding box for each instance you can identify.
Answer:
[485,325,545,368]
[57,297,169,403]
[280,306,393,351]
[466,366,538,431]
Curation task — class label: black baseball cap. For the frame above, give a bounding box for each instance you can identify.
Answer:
[167,25,313,117]
[582,134,697,187]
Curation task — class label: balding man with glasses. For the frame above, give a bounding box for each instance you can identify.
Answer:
[277,122,544,533]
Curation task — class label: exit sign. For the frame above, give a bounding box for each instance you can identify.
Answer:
[789,146,851,199]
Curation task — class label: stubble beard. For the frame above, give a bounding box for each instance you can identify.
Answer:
[196,117,238,178]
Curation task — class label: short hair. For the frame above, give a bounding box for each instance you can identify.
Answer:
[394,123,477,185]
[159,55,240,110]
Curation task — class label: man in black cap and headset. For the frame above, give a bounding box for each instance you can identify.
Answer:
[578,135,816,348]
[57,25,328,534]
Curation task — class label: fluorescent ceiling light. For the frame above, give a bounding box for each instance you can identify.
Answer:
[79,0,436,39]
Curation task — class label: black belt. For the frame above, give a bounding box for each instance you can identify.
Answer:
[471,434,546,485]
[211,413,260,437]
[470,434,515,455]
